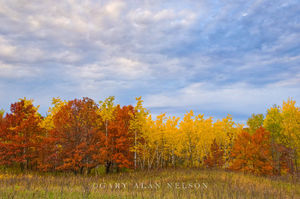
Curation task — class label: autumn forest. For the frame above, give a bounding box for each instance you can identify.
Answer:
[0,97,299,177]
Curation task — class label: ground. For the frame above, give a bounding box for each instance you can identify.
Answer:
[0,168,299,199]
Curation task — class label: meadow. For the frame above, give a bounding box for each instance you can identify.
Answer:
[1,98,299,198]
[0,168,299,199]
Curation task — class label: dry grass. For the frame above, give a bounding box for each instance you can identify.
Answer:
[0,168,299,199]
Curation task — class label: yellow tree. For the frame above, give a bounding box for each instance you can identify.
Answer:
[133,111,178,170]
[99,96,116,138]
[0,109,4,119]
[164,116,180,167]
[136,114,157,169]
[98,96,116,171]
[213,115,238,168]
[129,97,149,169]
[264,105,284,174]
[40,97,66,131]
[280,99,300,173]
[193,114,214,167]
[152,113,167,168]
[145,114,181,169]
[179,111,200,167]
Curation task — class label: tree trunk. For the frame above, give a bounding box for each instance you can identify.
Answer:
[87,168,91,175]
[134,131,137,170]
[105,161,111,174]
[294,149,298,175]
[20,162,24,172]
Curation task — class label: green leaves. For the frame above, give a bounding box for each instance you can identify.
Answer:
[247,113,264,134]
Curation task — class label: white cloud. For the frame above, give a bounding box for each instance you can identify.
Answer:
[0,37,80,64]
[0,36,17,58]
[143,79,300,116]
[53,51,82,63]
[71,57,150,82]
[0,62,40,78]
[0,0,298,119]
[104,1,125,19]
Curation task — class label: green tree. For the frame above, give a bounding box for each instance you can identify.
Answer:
[264,105,283,174]
[264,105,283,142]
[247,113,264,134]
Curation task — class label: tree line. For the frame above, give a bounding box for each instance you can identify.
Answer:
[0,97,299,176]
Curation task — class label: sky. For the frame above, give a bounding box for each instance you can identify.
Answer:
[0,0,299,124]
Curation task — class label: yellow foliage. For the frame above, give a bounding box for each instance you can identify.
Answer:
[40,97,66,130]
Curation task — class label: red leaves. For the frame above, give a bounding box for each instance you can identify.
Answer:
[41,98,104,173]
[229,127,273,176]
[37,98,135,173]
[105,105,135,170]
[204,139,224,168]
[0,99,44,170]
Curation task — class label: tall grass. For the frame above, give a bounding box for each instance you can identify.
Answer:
[0,168,299,199]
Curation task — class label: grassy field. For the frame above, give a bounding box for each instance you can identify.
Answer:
[0,168,299,199]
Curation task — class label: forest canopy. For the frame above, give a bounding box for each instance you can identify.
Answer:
[0,97,299,176]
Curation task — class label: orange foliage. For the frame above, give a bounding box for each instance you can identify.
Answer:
[40,98,105,174]
[104,105,135,173]
[204,139,224,168]
[230,127,273,176]
[0,99,44,170]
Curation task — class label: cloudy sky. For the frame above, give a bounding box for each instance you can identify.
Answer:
[0,0,299,123]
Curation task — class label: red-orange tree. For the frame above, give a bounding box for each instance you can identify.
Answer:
[204,139,224,168]
[0,99,44,170]
[230,127,273,176]
[104,105,135,173]
[41,98,105,174]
